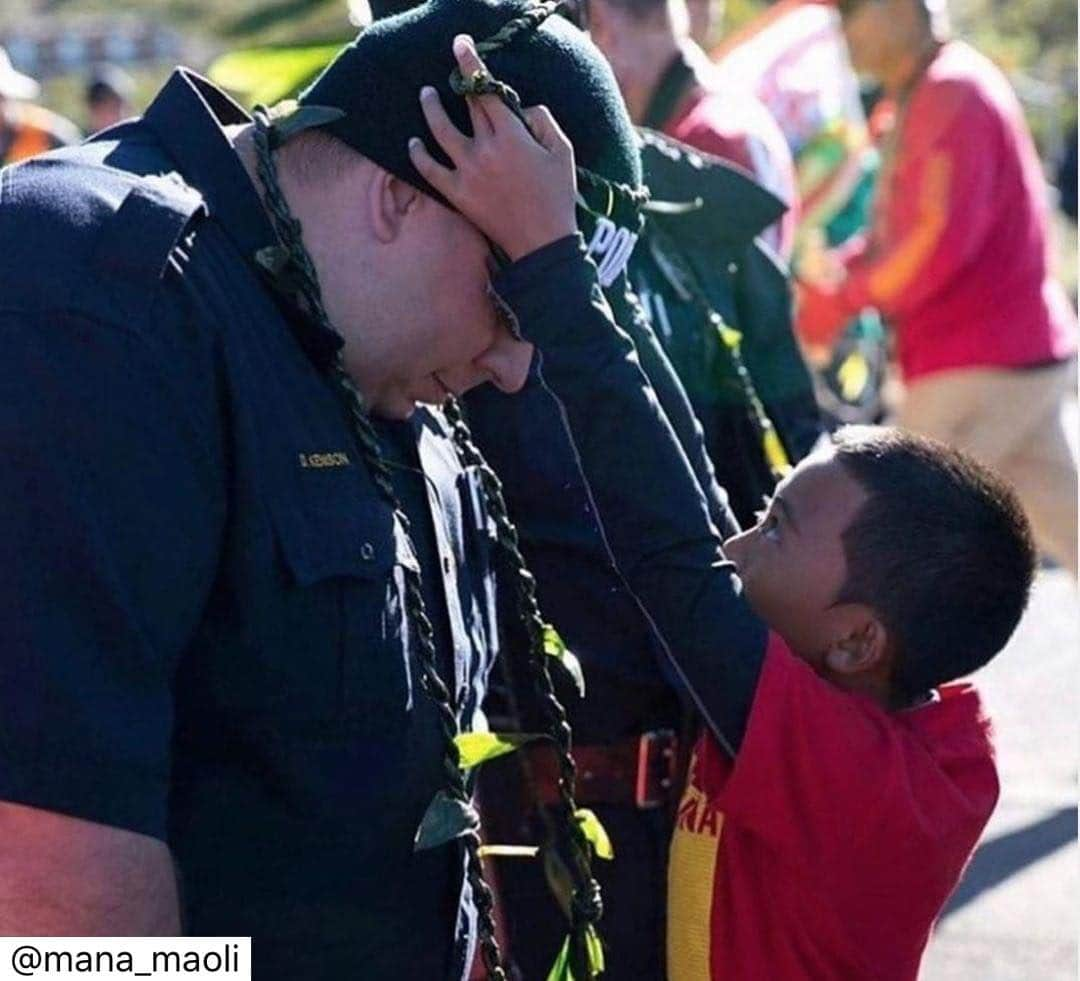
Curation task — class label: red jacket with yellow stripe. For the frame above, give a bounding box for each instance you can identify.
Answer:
[812,41,1076,380]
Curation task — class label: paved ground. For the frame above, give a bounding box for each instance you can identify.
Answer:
[921,565,1078,980]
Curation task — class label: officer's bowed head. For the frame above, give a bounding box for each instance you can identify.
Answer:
[300,0,647,290]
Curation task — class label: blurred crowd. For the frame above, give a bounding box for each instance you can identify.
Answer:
[0,49,131,163]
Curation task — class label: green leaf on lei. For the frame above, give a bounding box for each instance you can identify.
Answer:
[413,791,480,852]
[545,927,605,980]
[543,623,586,698]
[453,731,548,770]
[545,936,573,981]
[585,924,605,975]
[575,808,614,860]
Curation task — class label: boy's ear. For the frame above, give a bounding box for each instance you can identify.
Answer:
[824,612,889,676]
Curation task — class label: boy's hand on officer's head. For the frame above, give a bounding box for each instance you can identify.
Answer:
[408,34,578,261]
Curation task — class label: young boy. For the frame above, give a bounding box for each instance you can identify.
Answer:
[412,41,1036,978]
[663,426,1033,980]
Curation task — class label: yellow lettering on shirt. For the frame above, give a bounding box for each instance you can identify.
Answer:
[298,451,351,469]
[668,754,725,981]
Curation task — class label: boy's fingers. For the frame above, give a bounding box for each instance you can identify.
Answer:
[408,136,456,196]
[419,86,469,162]
[463,84,495,137]
[523,104,574,159]
[453,34,514,129]
[452,33,483,73]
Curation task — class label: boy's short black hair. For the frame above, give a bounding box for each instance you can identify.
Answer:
[831,426,1036,702]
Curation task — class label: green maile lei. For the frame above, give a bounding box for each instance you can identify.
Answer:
[247,6,644,977]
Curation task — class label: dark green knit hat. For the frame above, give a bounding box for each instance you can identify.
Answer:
[299,0,642,208]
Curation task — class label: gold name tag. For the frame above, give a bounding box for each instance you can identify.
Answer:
[299,451,351,469]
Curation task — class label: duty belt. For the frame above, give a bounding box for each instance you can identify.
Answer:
[527,729,680,810]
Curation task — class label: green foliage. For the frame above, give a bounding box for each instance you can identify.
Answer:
[36,0,355,48]
[951,0,1077,152]
[545,926,605,981]
[720,0,770,40]
[208,45,341,106]
[218,0,345,41]
[585,925,606,977]
[546,936,574,981]
[453,731,549,769]
[543,623,586,697]
[575,808,614,860]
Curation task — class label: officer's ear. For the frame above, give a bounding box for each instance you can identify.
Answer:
[370,168,421,244]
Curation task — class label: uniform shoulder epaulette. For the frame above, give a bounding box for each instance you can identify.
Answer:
[93,173,208,286]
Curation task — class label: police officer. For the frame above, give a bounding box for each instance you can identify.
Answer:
[332,8,739,979]
[574,0,824,526]
[632,129,825,525]
[0,3,673,978]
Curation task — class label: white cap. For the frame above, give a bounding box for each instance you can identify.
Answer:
[0,46,40,100]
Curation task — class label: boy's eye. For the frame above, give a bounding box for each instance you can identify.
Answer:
[754,508,781,541]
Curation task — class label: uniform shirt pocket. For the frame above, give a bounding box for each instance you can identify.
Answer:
[222,487,419,728]
[283,489,420,724]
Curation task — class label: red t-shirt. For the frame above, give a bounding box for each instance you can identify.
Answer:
[666,85,799,261]
[667,634,999,980]
[825,42,1077,379]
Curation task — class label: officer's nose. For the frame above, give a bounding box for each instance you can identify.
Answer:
[476,334,535,395]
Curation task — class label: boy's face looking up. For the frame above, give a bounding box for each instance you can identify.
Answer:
[724,448,892,697]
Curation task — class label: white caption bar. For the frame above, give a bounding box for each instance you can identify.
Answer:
[0,939,250,980]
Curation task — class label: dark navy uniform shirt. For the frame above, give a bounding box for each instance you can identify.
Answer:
[0,69,501,980]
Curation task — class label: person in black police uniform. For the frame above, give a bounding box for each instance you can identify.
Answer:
[345,8,741,981]
[459,104,740,981]
[0,4,702,978]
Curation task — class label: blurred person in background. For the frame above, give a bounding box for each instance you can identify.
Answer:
[587,0,799,260]
[683,0,714,47]
[1057,123,1077,223]
[797,0,1079,578]
[84,64,135,135]
[0,45,80,165]
[583,0,823,528]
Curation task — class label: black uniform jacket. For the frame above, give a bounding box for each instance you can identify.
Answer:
[0,69,504,980]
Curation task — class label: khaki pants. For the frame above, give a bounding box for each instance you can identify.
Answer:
[896,361,1079,578]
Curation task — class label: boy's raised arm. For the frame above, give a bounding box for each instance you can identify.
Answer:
[492,237,768,753]
[412,35,768,753]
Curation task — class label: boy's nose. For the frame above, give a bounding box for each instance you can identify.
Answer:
[723,529,751,566]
